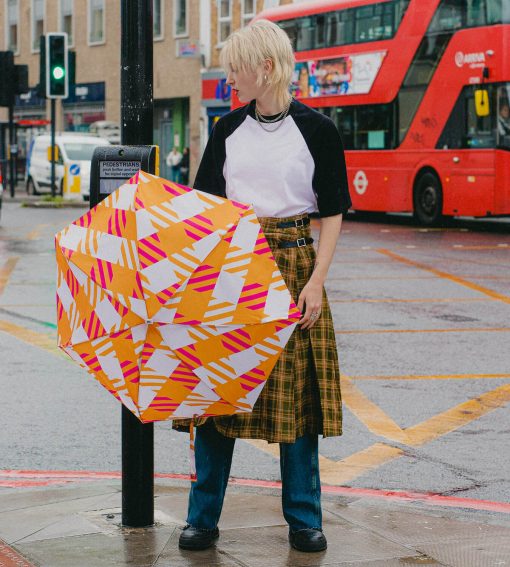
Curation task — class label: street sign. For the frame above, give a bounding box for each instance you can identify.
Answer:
[90,145,159,207]
[46,33,68,99]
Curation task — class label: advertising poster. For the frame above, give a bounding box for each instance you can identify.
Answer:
[291,51,386,98]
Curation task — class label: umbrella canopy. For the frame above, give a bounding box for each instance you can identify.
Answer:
[55,171,300,423]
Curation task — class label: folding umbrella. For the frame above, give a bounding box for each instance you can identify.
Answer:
[55,171,300,424]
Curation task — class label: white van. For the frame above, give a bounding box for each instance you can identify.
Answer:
[26,134,110,200]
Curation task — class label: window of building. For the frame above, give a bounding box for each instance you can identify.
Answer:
[242,0,256,26]
[7,0,19,53]
[154,0,163,39]
[88,0,105,44]
[31,0,44,52]
[60,0,73,46]
[218,0,232,45]
[174,0,187,37]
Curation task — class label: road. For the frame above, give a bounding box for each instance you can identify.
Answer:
[1,200,509,505]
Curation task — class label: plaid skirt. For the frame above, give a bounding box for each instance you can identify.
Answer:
[173,213,343,443]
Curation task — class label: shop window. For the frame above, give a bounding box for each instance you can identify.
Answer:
[88,0,105,44]
[7,0,19,53]
[60,0,73,46]
[174,0,187,37]
[31,0,44,52]
[154,0,163,39]
[218,0,232,44]
[242,0,255,26]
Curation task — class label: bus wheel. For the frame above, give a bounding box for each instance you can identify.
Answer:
[26,177,39,196]
[413,171,443,226]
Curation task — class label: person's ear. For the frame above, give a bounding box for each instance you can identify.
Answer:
[264,58,273,75]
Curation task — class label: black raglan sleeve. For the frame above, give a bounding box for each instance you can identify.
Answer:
[312,118,352,217]
[193,120,227,197]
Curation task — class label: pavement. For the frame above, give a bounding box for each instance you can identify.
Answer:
[1,476,510,567]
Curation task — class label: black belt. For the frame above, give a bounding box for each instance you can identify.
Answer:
[278,237,314,249]
[276,217,310,229]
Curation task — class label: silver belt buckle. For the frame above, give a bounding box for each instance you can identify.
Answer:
[297,237,306,247]
[295,218,304,228]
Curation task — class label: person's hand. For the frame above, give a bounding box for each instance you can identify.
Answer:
[297,279,323,330]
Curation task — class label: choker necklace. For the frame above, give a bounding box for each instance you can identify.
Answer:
[255,97,293,132]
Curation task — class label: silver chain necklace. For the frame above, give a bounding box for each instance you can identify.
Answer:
[254,97,292,133]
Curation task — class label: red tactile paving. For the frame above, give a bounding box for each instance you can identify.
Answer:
[0,539,35,567]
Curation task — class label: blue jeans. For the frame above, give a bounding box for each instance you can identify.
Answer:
[186,421,322,532]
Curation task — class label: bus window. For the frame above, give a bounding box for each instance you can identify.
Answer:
[355,105,394,149]
[355,5,383,42]
[466,0,486,26]
[279,19,297,50]
[486,0,501,23]
[429,0,464,32]
[316,13,326,48]
[296,16,315,51]
[327,10,354,46]
[497,85,510,149]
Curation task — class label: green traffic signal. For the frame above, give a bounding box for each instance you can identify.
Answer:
[52,66,65,80]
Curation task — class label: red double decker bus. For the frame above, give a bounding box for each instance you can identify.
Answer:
[255,0,510,225]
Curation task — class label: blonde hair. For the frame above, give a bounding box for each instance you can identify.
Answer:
[220,19,295,103]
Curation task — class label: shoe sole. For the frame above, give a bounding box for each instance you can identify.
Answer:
[290,539,327,552]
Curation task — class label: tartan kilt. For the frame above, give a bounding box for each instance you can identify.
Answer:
[173,214,343,443]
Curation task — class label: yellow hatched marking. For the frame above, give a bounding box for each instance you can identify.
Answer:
[0,320,62,357]
[377,248,510,304]
[405,384,510,446]
[0,257,19,296]
[26,224,49,240]
[243,439,403,486]
[318,443,404,485]
[335,327,510,335]
[330,297,490,304]
[341,377,408,444]
[351,373,510,381]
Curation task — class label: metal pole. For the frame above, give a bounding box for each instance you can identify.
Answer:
[120,0,154,528]
[50,98,56,198]
[8,102,14,197]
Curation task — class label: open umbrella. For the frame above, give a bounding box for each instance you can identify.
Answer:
[55,171,300,424]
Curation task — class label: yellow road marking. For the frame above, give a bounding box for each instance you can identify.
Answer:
[330,298,489,304]
[341,377,408,444]
[0,257,19,296]
[0,320,61,357]
[318,443,404,485]
[406,384,510,446]
[335,327,510,335]
[350,373,510,381]
[243,438,403,486]
[377,248,510,304]
[26,223,50,240]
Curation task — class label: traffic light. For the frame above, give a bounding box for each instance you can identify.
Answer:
[0,51,14,106]
[46,33,68,98]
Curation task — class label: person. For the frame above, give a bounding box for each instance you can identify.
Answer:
[166,146,182,182]
[180,147,190,185]
[173,19,351,554]
[498,103,510,137]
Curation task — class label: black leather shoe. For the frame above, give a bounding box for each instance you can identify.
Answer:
[289,528,327,552]
[179,524,219,550]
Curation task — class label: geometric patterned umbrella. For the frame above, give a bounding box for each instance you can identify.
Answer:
[55,171,300,423]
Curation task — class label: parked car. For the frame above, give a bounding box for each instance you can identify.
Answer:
[88,121,121,144]
[26,134,110,200]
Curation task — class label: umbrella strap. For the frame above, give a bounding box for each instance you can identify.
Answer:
[189,417,197,483]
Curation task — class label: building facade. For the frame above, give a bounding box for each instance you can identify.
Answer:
[0,0,202,179]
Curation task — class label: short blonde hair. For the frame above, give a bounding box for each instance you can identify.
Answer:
[220,19,295,102]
